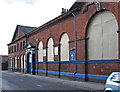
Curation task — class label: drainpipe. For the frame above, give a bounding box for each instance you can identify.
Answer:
[85,37,88,82]
[72,13,77,80]
[59,44,61,78]
[25,34,29,73]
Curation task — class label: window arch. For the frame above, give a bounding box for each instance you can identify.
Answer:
[15,56,17,68]
[21,55,23,69]
[11,58,12,68]
[60,33,69,61]
[23,41,25,49]
[87,10,119,60]
[14,45,16,52]
[47,38,54,61]
[24,55,26,69]
[20,42,22,50]
[38,41,43,62]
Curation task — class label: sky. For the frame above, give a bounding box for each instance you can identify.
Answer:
[0,0,76,55]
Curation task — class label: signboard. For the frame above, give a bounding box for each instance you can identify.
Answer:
[43,49,46,57]
[70,50,75,61]
[54,47,58,55]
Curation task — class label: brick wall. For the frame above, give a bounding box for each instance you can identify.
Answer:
[8,2,120,78]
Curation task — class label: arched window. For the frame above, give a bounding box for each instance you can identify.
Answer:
[38,41,43,62]
[20,42,22,50]
[12,46,13,53]
[24,55,26,69]
[87,11,118,60]
[9,48,10,54]
[14,45,16,52]
[17,43,19,51]
[21,55,23,69]
[60,33,69,61]
[11,58,12,68]
[47,38,54,61]
[15,56,17,68]
[23,41,25,50]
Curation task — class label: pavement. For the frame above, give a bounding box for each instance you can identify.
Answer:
[1,70,105,91]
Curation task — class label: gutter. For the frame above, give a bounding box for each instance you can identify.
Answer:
[7,35,26,46]
[27,7,82,36]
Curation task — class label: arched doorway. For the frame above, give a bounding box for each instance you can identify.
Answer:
[60,33,70,61]
[87,11,119,60]
[25,42,35,74]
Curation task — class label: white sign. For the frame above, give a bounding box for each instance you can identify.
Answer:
[43,49,46,57]
[54,47,58,55]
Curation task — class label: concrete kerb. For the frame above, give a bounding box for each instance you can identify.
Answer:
[2,71,105,90]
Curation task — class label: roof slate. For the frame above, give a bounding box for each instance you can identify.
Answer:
[18,25,37,34]
[11,25,37,43]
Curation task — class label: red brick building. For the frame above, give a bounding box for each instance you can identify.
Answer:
[8,2,120,82]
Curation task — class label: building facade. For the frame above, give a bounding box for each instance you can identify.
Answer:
[0,55,8,70]
[8,2,120,82]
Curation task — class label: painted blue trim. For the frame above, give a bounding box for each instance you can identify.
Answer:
[8,67,12,69]
[48,71,59,75]
[24,69,27,71]
[87,60,120,63]
[36,62,47,64]
[60,72,74,77]
[8,67,27,71]
[21,68,27,71]
[36,70,46,73]
[8,66,109,80]
[35,60,120,64]
[14,67,18,69]
[76,74,86,78]
[36,69,108,80]
[87,74,108,80]
[36,61,85,64]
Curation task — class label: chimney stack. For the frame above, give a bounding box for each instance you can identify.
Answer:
[61,8,66,14]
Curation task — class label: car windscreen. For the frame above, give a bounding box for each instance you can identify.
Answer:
[110,73,120,83]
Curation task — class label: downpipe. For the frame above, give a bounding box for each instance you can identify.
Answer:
[74,68,77,80]
[72,13,77,80]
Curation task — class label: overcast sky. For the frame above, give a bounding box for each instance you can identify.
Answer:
[0,0,76,55]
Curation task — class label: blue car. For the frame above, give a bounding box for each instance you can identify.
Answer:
[104,72,120,92]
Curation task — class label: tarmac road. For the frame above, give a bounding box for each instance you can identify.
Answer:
[1,71,104,92]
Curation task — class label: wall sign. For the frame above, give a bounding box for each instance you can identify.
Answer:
[70,50,75,61]
[43,49,46,57]
[54,47,58,55]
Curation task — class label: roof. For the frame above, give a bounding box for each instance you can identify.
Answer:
[11,25,37,42]
[17,25,37,34]
[25,42,36,49]
[27,3,84,35]
[9,2,85,45]
[69,2,85,11]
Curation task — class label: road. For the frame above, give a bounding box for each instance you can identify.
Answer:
[1,71,104,92]
[1,71,84,91]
